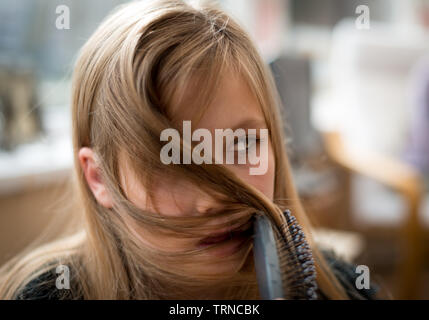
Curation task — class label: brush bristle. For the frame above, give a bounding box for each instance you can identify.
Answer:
[275,209,318,299]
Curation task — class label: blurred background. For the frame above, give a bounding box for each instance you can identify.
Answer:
[1,0,429,299]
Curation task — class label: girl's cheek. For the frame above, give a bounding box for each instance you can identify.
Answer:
[246,168,275,200]
[229,152,275,200]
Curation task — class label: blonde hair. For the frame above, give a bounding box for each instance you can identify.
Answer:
[0,0,348,299]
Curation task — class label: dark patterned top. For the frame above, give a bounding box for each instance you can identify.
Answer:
[15,250,378,300]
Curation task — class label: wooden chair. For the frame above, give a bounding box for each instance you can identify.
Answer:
[321,130,425,299]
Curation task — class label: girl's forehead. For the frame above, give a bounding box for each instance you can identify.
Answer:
[168,69,266,132]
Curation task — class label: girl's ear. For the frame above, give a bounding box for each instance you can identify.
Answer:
[78,147,114,208]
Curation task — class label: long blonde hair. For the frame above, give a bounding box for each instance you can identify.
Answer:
[0,0,348,299]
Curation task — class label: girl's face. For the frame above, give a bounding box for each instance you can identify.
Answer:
[81,69,275,276]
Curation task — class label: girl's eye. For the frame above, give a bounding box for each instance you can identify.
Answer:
[233,135,259,153]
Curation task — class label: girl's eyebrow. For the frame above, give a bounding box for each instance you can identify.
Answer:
[230,118,267,131]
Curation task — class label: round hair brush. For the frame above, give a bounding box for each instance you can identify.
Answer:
[253,209,318,300]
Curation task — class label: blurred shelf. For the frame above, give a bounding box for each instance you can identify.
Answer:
[0,104,73,195]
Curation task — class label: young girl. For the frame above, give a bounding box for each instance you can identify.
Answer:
[0,0,377,300]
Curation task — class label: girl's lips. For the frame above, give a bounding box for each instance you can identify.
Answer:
[197,219,252,246]
[199,232,232,246]
[197,221,253,254]
[198,229,252,258]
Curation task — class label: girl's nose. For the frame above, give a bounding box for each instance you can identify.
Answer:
[193,190,221,217]
[194,197,218,216]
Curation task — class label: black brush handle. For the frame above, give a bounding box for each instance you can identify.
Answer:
[253,214,284,300]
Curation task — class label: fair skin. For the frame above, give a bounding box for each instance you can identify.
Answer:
[78,69,275,282]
